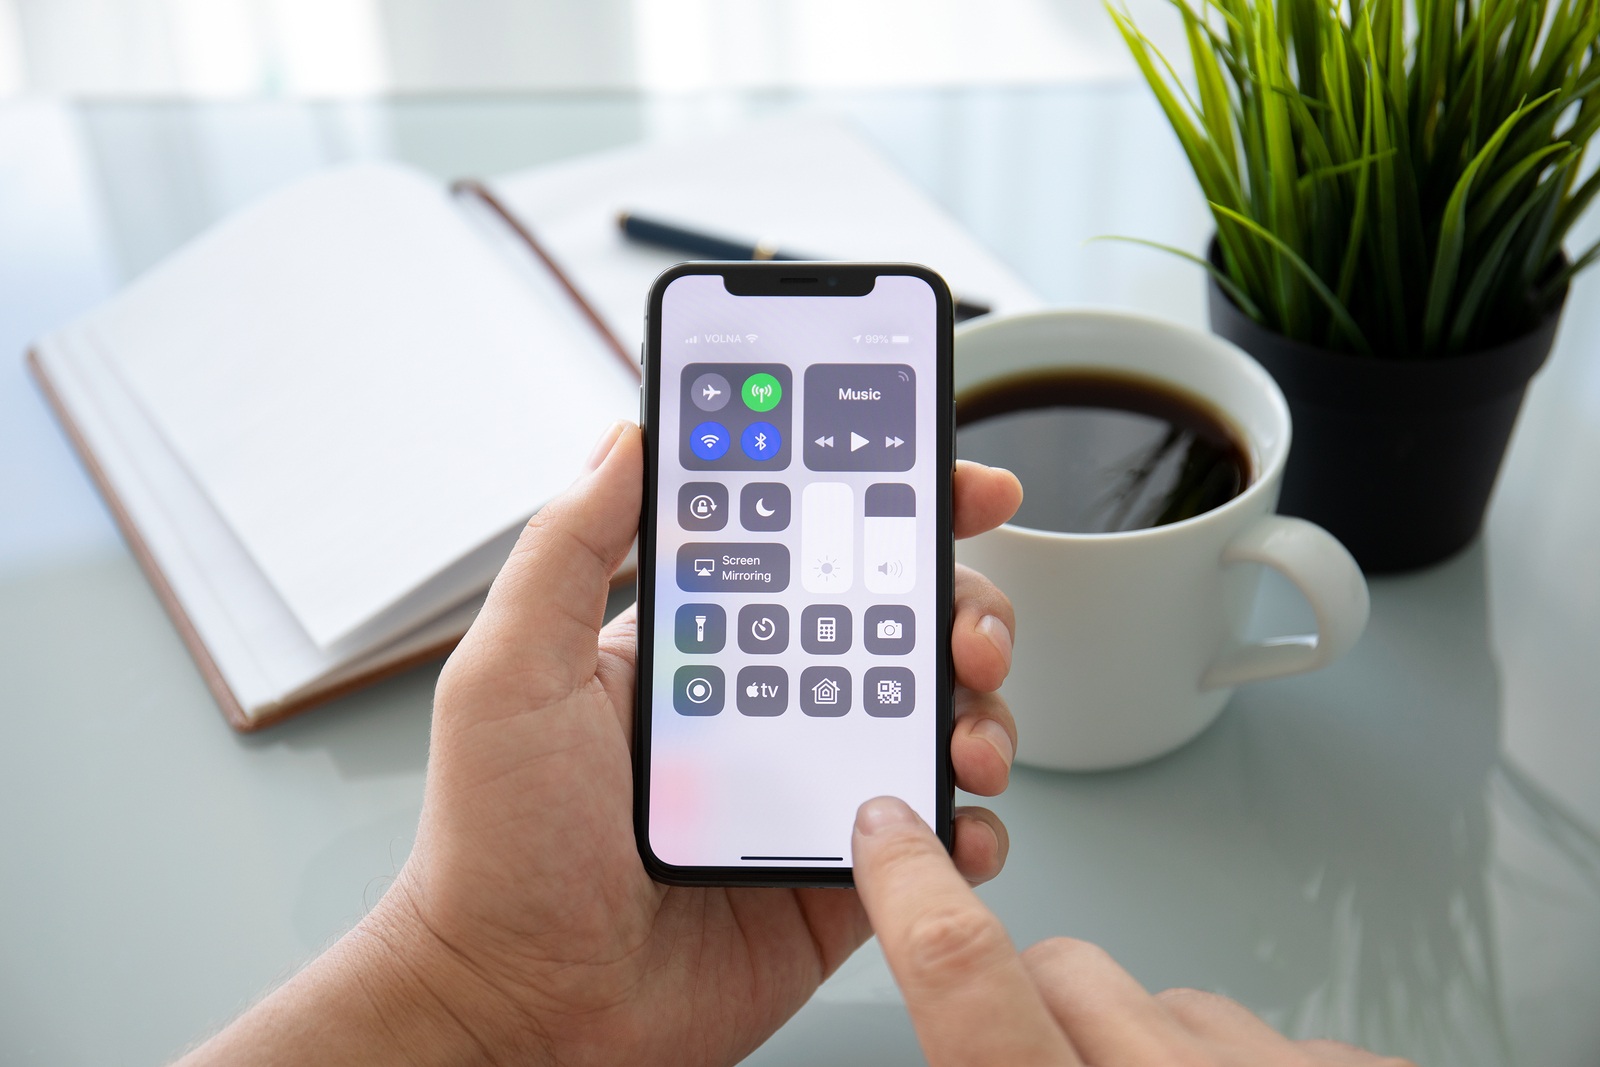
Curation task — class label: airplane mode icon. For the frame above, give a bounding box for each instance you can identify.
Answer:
[701,383,722,402]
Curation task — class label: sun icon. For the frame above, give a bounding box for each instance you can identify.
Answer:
[811,555,841,585]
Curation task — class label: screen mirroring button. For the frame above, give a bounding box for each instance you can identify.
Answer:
[676,542,791,592]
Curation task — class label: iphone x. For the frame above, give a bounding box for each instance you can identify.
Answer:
[633,263,955,887]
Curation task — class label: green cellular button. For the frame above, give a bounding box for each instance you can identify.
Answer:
[742,373,782,412]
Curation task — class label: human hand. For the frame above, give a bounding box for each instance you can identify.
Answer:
[178,421,1023,1067]
[851,795,1415,1067]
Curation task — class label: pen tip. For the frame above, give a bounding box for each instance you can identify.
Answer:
[615,209,631,228]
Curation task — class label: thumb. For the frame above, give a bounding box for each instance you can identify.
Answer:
[466,420,641,697]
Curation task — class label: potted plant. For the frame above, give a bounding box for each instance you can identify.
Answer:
[1111,0,1600,571]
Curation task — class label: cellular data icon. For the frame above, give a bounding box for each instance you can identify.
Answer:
[681,363,791,471]
[741,372,782,412]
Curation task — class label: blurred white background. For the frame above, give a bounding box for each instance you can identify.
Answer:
[0,0,1185,97]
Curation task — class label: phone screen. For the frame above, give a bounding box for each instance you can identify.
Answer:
[635,265,952,882]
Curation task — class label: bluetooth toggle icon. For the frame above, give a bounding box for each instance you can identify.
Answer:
[740,420,781,461]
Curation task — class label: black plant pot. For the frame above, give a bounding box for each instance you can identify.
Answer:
[1206,268,1561,573]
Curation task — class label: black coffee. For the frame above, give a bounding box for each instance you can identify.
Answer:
[956,369,1251,534]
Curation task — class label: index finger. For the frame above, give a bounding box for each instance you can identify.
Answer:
[852,797,1078,1067]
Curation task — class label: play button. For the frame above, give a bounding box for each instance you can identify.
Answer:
[850,431,869,452]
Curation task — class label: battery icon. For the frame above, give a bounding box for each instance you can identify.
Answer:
[890,335,910,344]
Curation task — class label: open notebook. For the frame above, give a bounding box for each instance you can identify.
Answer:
[29,116,1042,730]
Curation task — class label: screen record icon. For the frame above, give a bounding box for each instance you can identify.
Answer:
[673,665,724,716]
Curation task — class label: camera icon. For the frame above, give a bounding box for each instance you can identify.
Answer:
[865,606,915,655]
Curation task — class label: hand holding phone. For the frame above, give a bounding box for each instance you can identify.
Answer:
[635,263,966,885]
[174,431,1023,1066]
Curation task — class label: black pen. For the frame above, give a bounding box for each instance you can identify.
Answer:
[617,210,992,322]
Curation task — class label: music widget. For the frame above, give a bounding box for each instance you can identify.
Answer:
[803,363,915,472]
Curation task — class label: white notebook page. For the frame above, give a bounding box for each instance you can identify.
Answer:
[36,326,484,717]
[86,164,638,651]
[489,115,1043,357]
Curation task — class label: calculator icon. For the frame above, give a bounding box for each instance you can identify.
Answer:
[801,605,851,654]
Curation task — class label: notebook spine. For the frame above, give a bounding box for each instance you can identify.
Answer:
[451,178,639,379]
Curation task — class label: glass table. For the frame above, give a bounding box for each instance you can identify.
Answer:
[2,88,1598,1066]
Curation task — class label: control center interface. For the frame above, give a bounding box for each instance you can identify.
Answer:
[647,272,941,870]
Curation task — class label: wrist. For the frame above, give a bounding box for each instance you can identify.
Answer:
[349,879,560,1067]
[175,878,558,1067]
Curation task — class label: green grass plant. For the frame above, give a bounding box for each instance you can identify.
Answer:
[1111,0,1600,357]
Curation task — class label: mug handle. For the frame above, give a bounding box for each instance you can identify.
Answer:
[1201,515,1370,690]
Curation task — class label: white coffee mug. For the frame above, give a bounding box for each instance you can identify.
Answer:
[956,311,1369,771]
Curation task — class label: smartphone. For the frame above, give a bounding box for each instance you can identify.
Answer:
[632,262,954,887]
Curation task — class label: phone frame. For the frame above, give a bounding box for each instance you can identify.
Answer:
[632,261,955,888]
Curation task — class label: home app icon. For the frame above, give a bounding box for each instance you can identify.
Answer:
[799,666,851,717]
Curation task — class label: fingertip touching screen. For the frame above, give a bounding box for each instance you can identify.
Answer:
[642,270,946,875]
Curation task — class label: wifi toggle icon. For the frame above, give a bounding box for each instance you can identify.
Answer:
[688,421,731,461]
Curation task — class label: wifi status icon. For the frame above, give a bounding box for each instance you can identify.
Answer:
[689,420,731,461]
